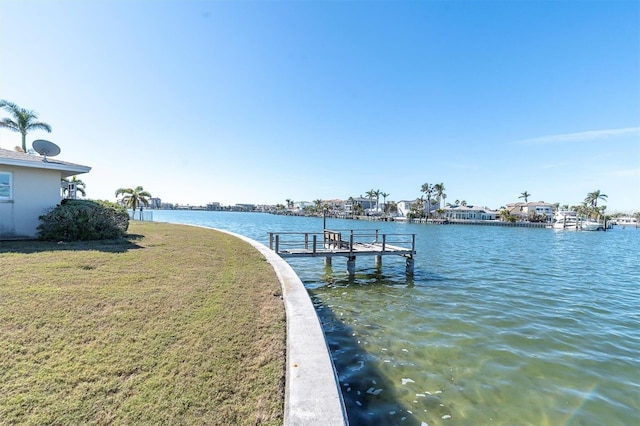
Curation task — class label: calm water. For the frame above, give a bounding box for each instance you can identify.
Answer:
[151,211,639,426]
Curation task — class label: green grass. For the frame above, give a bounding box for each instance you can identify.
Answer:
[0,222,285,425]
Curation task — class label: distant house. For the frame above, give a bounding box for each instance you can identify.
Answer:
[0,148,91,239]
[505,201,554,222]
[444,204,497,220]
[394,199,442,218]
[345,197,376,215]
[293,201,314,212]
[148,197,162,209]
[395,200,414,217]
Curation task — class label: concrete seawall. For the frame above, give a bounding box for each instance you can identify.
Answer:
[216,229,349,425]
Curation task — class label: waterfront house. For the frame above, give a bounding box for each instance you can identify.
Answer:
[505,201,553,222]
[444,204,497,220]
[395,200,414,217]
[0,148,91,239]
[345,197,377,215]
[293,201,314,212]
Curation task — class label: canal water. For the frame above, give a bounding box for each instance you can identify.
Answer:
[151,211,639,426]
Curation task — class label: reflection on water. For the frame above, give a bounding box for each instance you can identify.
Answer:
[153,211,640,425]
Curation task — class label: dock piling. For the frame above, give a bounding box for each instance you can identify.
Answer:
[347,256,356,276]
[406,257,415,276]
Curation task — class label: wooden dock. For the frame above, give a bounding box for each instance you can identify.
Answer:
[268,229,416,275]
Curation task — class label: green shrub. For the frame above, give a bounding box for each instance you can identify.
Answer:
[37,199,130,241]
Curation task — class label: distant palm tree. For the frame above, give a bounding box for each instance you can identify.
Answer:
[0,100,52,153]
[313,199,324,213]
[500,209,516,223]
[380,192,389,214]
[585,190,607,208]
[387,201,398,215]
[460,200,467,206]
[353,202,364,216]
[61,176,86,198]
[374,189,381,213]
[576,202,590,219]
[421,183,434,218]
[285,198,294,210]
[433,183,445,208]
[115,186,152,219]
[410,196,426,218]
[519,191,531,203]
[365,189,376,214]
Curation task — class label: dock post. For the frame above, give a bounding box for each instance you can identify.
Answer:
[347,256,356,276]
[375,255,382,268]
[325,256,332,267]
[406,256,414,276]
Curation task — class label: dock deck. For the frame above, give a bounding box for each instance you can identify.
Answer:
[268,229,416,274]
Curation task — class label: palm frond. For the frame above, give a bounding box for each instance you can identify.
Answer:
[27,122,52,133]
[0,118,19,131]
[0,100,19,111]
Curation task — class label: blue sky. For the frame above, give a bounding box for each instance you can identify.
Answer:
[1,0,638,212]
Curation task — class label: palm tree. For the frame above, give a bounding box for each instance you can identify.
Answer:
[500,209,516,223]
[433,183,445,208]
[519,191,531,203]
[387,201,398,215]
[365,189,376,214]
[421,183,434,218]
[353,202,364,216]
[380,192,390,214]
[409,196,425,219]
[115,186,152,219]
[61,176,86,198]
[0,100,52,153]
[313,199,324,214]
[460,200,467,206]
[585,190,607,208]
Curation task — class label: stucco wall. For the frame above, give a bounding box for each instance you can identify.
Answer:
[0,165,61,239]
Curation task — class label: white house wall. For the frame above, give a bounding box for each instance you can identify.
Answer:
[0,165,61,239]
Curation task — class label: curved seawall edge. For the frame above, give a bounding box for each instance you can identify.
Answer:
[214,228,349,426]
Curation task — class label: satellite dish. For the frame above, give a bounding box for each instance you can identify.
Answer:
[32,139,61,161]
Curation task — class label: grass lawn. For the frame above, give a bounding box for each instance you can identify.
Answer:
[0,221,285,425]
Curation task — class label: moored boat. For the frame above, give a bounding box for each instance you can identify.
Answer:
[551,211,602,231]
[614,216,639,228]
